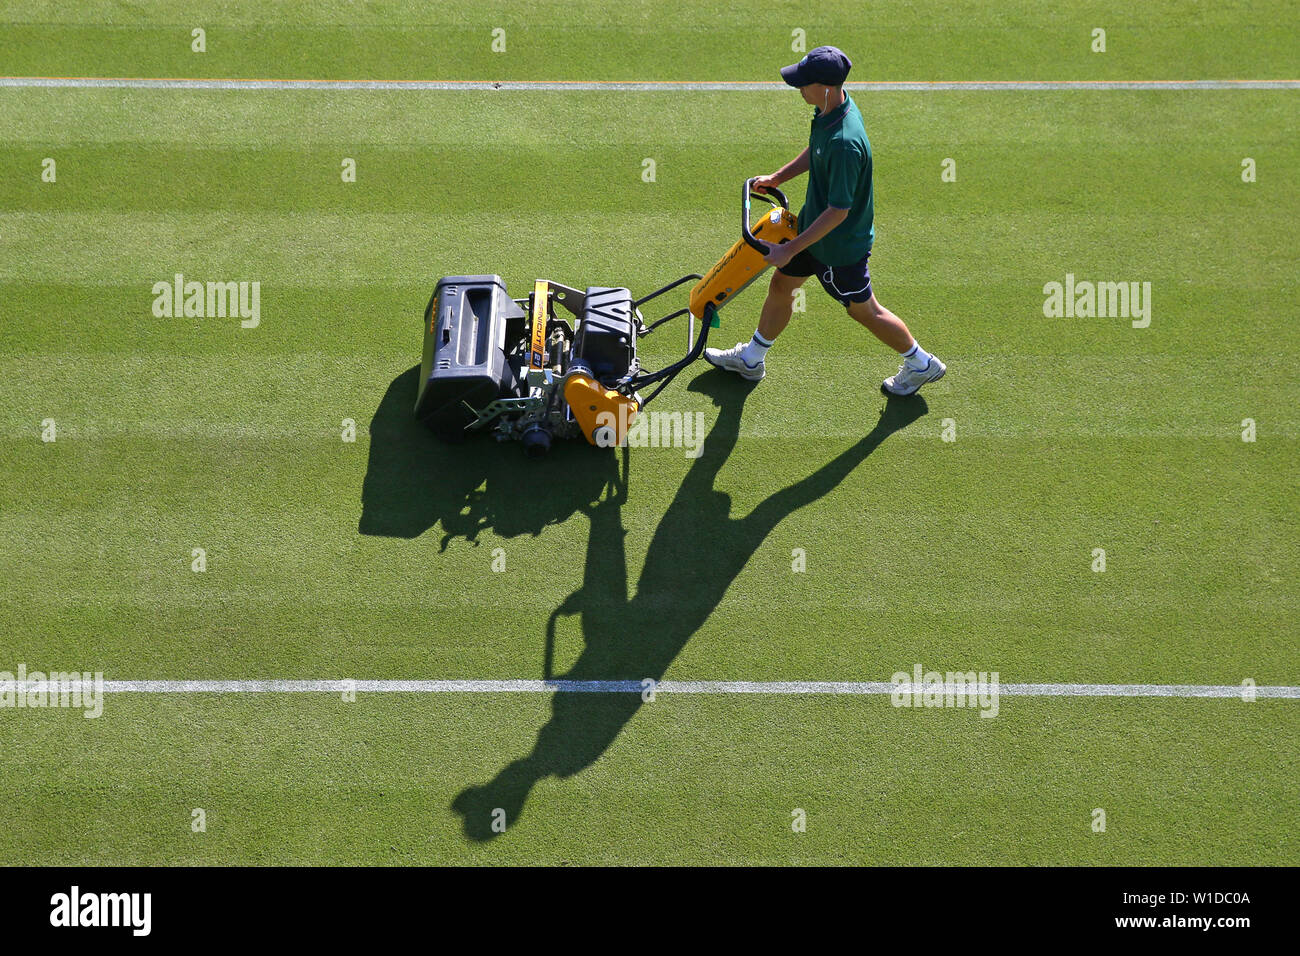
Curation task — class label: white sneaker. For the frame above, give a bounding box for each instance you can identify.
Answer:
[703,342,766,381]
[882,356,946,396]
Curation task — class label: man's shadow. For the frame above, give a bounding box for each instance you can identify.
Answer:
[448,372,928,841]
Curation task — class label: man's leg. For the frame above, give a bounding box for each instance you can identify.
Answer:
[757,268,808,342]
[845,293,914,352]
[846,293,946,396]
[704,269,808,381]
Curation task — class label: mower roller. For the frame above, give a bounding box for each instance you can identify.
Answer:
[415,179,797,456]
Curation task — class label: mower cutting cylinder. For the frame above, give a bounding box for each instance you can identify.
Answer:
[521,423,552,458]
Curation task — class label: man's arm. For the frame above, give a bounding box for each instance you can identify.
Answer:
[763,206,848,267]
[753,148,810,192]
[763,140,863,267]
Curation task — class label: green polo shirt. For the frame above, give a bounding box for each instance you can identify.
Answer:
[799,93,874,266]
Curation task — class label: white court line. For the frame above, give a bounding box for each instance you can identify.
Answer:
[1,679,1296,698]
[1,77,1297,92]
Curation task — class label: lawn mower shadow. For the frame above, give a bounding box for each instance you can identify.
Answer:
[359,365,622,548]
[451,371,929,843]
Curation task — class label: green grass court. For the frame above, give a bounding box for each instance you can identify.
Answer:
[0,1,1296,865]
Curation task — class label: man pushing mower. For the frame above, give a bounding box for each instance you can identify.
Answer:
[705,45,947,396]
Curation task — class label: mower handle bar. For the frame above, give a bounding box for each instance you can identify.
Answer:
[742,178,789,255]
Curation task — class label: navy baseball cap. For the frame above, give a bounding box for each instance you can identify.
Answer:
[780,46,853,87]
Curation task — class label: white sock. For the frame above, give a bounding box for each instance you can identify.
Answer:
[901,340,932,369]
[741,331,773,367]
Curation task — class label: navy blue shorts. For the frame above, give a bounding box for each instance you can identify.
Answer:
[778,248,872,306]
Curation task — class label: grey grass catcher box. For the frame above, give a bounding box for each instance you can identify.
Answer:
[415,275,526,440]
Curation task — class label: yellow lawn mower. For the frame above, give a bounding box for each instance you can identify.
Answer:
[415,179,796,456]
